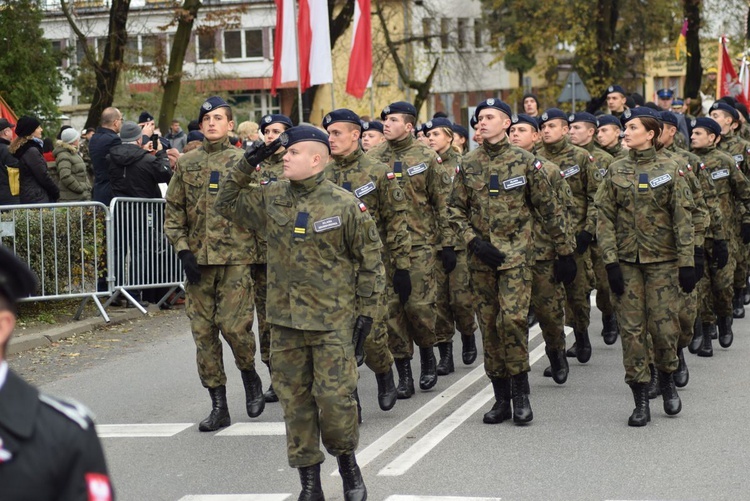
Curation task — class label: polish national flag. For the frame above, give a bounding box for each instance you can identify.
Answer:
[718,37,749,107]
[271,0,298,96]
[346,0,372,99]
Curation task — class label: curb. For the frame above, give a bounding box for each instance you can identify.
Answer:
[8,308,156,356]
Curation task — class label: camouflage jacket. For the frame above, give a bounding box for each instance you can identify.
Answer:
[215,164,385,331]
[692,145,750,233]
[367,135,453,248]
[325,146,412,270]
[258,151,285,183]
[718,132,750,176]
[601,141,627,161]
[165,137,259,265]
[532,147,575,261]
[660,148,707,247]
[596,147,694,267]
[541,137,601,236]
[581,141,614,177]
[436,147,465,249]
[448,137,573,271]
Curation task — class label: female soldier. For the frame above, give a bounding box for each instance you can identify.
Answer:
[596,107,696,427]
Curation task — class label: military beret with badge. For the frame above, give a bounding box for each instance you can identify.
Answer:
[381,101,417,120]
[690,117,722,137]
[260,114,294,135]
[322,109,361,130]
[422,117,453,134]
[473,98,512,120]
[509,113,539,131]
[451,123,469,140]
[568,112,598,126]
[619,106,658,126]
[596,114,622,130]
[710,101,739,121]
[606,85,627,97]
[659,111,679,128]
[198,96,231,123]
[361,120,384,134]
[279,125,331,153]
[537,108,568,125]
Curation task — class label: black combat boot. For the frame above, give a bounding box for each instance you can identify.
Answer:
[647,364,661,399]
[718,316,734,348]
[542,366,552,378]
[602,314,619,345]
[461,334,477,365]
[510,372,533,425]
[658,370,682,416]
[394,358,414,399]
[198,385,231,432]
[418,346,438,390]
[483,378,511,424]
[704,322,717,340]
[733,290,745,319]
[374,368,397,411]
[628,382,650,427]
[674,348,689,388]
[697,323,713,357]
[565,342,578,358]
[436,341,455,375]
[572,329,592,363]
[545,347,569,384]
[688,317,703,354]
[297,463,325,501]
[527,306,538,327]
[337,453,367,501]
[240,369,265,418]
[744,285,750,305]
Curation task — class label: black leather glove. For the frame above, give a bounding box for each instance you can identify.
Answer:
[575,230,593,254]
[713,239,729,269]
[553,253,577,285]
[441,247,457,273]
[679,266,697,294]
[606,263,625,297]
[352,315,373,367]
[245,138,281,166]
[694,246,705,282]
[392,269,412,305]
[742,223,750,244]
[178,250,201,284]
[469,237,506,268]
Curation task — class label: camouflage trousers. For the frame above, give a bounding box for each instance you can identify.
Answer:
[252,263,271,366]
[270,325,359,468]
[472,266,532,378]
[531,260,566,352]
[699,238,735,322]
[613,262,680,385]
[677,288,698,350]
[435,248,478,343]
[387,245,437,359]
[185,264,256,388]
[589,241,614,317]
[362,289,394,374]
[564,249,594,332]
[733,237,748,290]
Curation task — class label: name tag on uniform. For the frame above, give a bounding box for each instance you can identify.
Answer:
[407,163,428,176]
[712,169,730,180]
[649,173,672,188]
[313,216,342,233]
[503,175,526,190]
[734,154,744,163]
[562,165,580,178]
[354,181,376,198]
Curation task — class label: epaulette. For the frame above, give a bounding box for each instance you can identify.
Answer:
[39,394,93,430]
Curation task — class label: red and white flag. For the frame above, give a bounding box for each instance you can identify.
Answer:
[718,37,749,106]
[271,0,298,96]
[298,0,333,91]
[346,0,372,98]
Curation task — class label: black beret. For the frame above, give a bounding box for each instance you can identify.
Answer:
[630,92,645,106]
[360,120,383,134]
[568,112,597,125]
[0,245,38,305]
[690,117,722,137]
[538,108,568,125]
[474,98,512,120]
[187,119,200,132]
[469,115,478,129]
[737,103,750,121]
[14,116,41,138]
[620,106,659,126]
[260,114,294,134]
[509,113,539,131]
[138,111,154,124]
[451,123,469,140]
[322,109,361,130]
[187,130,204,142]
[659,111,679,128]
[718,96,737,107]
[596,115,622,129]
[279,125,330,153]
[198,96,230,123]
[414,123,424,134]
[625,97,636,109]
[422,117,453,134]
[710,101,739,121]
[381,101,417,119]
[606,85,627,96]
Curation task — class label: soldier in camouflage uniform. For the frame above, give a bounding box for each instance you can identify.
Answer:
[367,101,454,399]
[423,117,478,374]
[690,117,750,356]
[360,120,386,153]
[165,96,265,432]
[709,102,750,319]
[596,115,627,160]
[323,109,410,412]
[568,112,619,345]
[596,107,696,427]
[509,113,576,385]
[539,108,601,364]
[215,125,381,501]
[449,100,576,425]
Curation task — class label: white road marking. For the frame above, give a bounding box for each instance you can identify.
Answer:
[177,495,292,501]
[384,497,502,501]
[215,422,287,436]
[377,328,571,476]
[97,423,193,438]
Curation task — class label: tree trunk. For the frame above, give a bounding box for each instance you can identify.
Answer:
[84,0,131,129]
[683,0,702,99]
[592,0,618,90]
[158,0,201,131]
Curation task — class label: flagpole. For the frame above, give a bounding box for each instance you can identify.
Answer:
[293,0,304,124]
[717,36,724,101]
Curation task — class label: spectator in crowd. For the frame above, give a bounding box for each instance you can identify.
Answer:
[182,130,204,154]
[166,119,187,153]
[187,119,200,132]
[0,118,20,205]
[9,116,59,204]
[89,107,123,204]
[79,127,96,185]
[42,137,55,167]
[236,121,260,149]
[108,121,172,199]
[53,128,92,201]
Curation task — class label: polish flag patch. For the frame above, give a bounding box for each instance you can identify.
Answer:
[386,172,396,180]
[358,202,368,212]
[534,160,543,170]
[436,156,442,164]
[86,473,112,501]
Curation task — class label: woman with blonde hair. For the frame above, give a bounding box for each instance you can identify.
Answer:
[236,121,260,149]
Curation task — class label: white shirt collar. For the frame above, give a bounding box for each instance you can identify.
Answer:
[0,360,8,391]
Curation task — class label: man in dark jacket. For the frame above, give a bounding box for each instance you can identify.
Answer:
[89,107,123,205]
[0,118,19,205]
[108,121,172,198]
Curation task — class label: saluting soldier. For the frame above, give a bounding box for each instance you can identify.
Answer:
[216,125,382,501]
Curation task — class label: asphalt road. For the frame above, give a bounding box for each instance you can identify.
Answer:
[9,305,750,501]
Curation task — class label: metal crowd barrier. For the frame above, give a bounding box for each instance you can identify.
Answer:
[0,202,112,322]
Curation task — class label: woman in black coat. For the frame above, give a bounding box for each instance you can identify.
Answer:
[9,116,59,204]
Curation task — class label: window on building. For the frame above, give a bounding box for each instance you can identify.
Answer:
[474,19,484,49]
[198,31,217,61]
[223,29,265,60]
[50,40,64,67]
[224,31,243,59]
[125,37,139,65]
[457,18,469,50]
[440,18,451,50]
[230,90,281,123]
[76,39,86,65]
[422,18,433,51]
[245,29,263,58]
[140,35,160,65]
